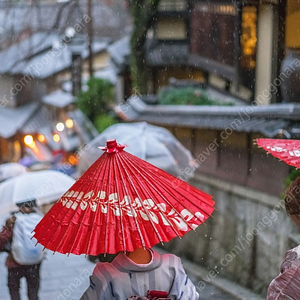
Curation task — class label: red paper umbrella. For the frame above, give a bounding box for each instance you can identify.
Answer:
[256,138,300,169]
[33,140,214,255]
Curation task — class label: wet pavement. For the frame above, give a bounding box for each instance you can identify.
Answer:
[199,283,237,300]
[0,248,263,300]
[0,252,94,300]
[181,257,265,300]
[187,273,238,300]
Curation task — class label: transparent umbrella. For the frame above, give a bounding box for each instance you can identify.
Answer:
[0,170,75,215]
[78,122,196,179]
[0,162,28,183]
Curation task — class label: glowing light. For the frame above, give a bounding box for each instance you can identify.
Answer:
[24,135,33,146]
[53,134,61,143]
[37,134,46,143]
[65,119,74,129]
[23,135,37,150]
[68,155,78,165]
[56,122,65,132]
[240,6,257,69]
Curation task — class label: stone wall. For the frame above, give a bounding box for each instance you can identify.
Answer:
[162,173,298,296]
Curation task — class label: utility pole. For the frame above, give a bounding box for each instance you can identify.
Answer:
[87,0,93,77]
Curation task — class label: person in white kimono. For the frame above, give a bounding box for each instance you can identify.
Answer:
[80,247,199,300]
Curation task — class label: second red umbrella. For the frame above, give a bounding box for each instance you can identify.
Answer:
[33,140,214,255]
[256,138,300,169]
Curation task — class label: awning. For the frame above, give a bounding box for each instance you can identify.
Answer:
[0,32,110,79]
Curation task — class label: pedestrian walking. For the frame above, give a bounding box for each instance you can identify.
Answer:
[80,247,199,299]
[267,176,300,299]
[0,200,44,300]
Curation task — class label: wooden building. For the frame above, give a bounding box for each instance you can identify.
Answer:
[188,0,285,104]
[127,0,300,107]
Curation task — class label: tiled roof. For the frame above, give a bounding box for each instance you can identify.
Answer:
[0,1,130,43]
[0,32,58,74]
[42,90,75,108]
[114,96,300,138]
[0,102,38,138]
[0,32,110,78]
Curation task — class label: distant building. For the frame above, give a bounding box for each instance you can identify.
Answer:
[0,31,108,164]
[0,89,98,165]
[0,31,112,107]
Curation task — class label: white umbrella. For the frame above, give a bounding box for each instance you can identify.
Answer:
[0,162,28,182]
[78,122,196,178]
[0,170,75,215]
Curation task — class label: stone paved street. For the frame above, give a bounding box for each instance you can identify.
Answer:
[0,252,94,300]
[0,249,263,300]
[187,273,238,300]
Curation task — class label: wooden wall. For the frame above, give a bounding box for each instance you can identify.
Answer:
[166,126,290,196]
